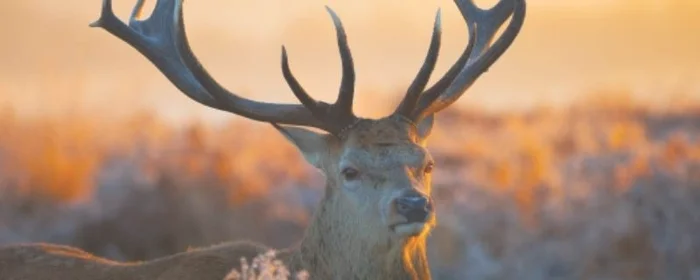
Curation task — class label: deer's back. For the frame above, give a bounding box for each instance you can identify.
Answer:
[0,241,269,280]
[0,243,131,280]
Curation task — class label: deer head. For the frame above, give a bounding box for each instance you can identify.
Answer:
[90,0,526,278]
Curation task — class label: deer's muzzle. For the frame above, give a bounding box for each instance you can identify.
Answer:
[394,192,433,224]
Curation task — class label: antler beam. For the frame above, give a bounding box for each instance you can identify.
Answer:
[90,0,361,134]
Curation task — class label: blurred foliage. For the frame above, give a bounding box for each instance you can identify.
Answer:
[0,94,699,279]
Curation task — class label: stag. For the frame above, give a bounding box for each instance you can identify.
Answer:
[0,0,525,279]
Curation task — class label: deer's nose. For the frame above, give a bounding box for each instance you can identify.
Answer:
[395,193,433,223]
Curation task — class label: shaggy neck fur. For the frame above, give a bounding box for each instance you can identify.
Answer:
[281,188,432,279]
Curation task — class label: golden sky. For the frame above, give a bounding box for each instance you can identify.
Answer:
[0,0,698,123]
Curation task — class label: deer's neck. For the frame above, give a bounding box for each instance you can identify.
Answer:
[283,201,432,279]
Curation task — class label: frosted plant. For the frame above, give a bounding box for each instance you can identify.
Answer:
[224,250,308,280]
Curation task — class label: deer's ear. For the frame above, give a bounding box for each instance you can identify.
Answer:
[272,124,331,169]
[415,114,435,144]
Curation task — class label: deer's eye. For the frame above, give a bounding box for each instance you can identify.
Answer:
[341,167,360,181]
[424,162,435,174]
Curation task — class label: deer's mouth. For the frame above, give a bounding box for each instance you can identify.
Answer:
[390,222,428,237]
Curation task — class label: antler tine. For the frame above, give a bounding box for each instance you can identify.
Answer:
[128,0,147,23]
[394,10,443,117]
[325,7,357,121]
[409,22,476,120]
[459,0,516,58]
[281,46,329,120]
[277,7,360,134]
[412,0,526,120]
[92,0,329,131]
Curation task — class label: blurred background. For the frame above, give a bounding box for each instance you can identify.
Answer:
[1,0,699,279]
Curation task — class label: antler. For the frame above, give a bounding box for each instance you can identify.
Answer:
[92,0,525,134]
[90,0,358,135]
[279,7,359,132]
[394,10,443,117]
[394,0,526,121]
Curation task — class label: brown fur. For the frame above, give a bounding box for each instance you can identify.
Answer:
[0,241,265,280]
[0,117,437,280]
